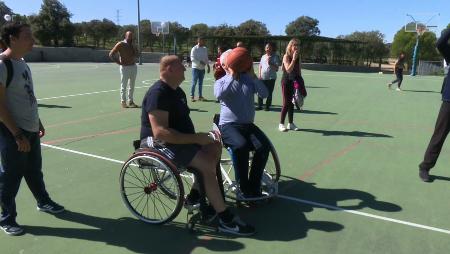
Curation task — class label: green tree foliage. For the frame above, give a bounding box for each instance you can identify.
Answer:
[343,31,389,66]
[209,24,236,37]
[0,1,12,27]
[98,18,118,48]
[391,25,440,68]
[30,0,74,46]
[190,23,208,37]
[285,16,320,36]
[235,19,270,36]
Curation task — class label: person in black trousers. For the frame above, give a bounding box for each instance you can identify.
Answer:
[418,28,450,182]
[388,52,406,91]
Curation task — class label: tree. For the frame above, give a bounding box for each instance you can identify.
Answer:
[169,22,189,53]
[98,18,118,48]
[0,1,12,27]
[391,26,440,68]
[235,19,270,36]
[190,23,209,37]
[344,31,389,66]
[30,0,74,46]
[209,24,236,37]
[285,16,320,36]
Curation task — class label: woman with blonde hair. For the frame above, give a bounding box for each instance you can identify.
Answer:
[279,38,307,132]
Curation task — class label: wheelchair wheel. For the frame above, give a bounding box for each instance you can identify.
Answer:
[120,152,184,224]
[263,141,281,182]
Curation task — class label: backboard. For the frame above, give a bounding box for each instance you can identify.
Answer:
[151,21,170,36]
[404,13,440,35]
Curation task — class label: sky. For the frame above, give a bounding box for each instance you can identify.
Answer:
[3,0,449,43]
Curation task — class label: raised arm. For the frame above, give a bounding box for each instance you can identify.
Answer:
[109,42,122,65]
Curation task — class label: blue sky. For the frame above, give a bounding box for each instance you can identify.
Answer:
[4,0,449,43]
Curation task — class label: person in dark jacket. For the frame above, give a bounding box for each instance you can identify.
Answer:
[418,28,450,182]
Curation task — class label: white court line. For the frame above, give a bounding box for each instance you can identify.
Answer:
[37,79,159,101]
[41,143,450,235]
[278,195,450,235]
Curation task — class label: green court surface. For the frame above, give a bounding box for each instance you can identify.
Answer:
[1,63,449,253]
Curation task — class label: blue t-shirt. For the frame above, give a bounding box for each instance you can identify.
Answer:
[140,80,195,139]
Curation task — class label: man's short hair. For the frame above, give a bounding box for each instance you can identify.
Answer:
[160,55,180,72]
[1,22,30,47]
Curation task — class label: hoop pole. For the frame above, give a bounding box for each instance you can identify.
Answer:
[137,0,142,65]
[411,34,420,76]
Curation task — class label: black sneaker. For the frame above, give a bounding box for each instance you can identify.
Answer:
[0,218,24,236]
[183,194,201,210]
[37,199,65,214]
[200,205,217,222]
[218,216,256,236]
[419,169,431,182]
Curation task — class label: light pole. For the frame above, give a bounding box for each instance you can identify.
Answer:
[137,0,142,65]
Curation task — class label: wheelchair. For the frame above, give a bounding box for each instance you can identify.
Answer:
[119,120,281,226]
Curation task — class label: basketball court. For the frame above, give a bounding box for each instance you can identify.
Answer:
[0,62,448,253]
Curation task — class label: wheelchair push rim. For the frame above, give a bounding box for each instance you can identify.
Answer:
[120,152,184,225]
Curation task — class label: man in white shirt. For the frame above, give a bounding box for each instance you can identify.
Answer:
[190,37,210,102]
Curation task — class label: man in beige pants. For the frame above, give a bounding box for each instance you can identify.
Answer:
[109,31,139,108]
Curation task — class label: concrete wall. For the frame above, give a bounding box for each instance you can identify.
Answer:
[24,47,166,63]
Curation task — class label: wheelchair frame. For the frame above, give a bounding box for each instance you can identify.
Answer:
[119,135,281,225]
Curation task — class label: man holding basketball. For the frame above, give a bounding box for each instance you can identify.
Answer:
[215,48,271,199]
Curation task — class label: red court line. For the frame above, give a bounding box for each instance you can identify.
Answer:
[298,139,362,181]
[43,127,138,145]
[45,110,130,129]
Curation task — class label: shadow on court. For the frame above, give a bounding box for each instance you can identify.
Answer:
[401,89,440,94]
[24,210,244,253]
[279,177,402,213]
[305,85,330,89]
[261,105,337,115]
[297,128,392,138]
[38,103,72,109]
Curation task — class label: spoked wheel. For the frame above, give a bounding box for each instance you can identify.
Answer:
[120,152,184,224]
[261,141,281,182]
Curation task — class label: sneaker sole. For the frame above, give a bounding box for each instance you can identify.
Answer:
[37,207,65,214]
[1,226,24,236]
[218,226,256,236]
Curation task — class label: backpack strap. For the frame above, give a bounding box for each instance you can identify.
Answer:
[3,59,13,88]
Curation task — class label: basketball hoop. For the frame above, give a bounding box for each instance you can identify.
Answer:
[417,27,427,36]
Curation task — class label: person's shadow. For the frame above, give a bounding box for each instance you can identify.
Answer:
[38,103,72,109]
[297,128,392,138]
[24,211,244,253]
[278,176,402,213]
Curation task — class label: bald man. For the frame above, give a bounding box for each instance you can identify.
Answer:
[139,55,255,236]
[109,31,139,108]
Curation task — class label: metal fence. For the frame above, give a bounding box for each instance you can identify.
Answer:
[417,60,445,75]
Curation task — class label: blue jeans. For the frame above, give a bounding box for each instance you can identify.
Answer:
[191,68,206,98]
[219,123,270,195]
[0,124,49,220]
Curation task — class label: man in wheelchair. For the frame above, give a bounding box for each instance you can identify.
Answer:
[214,49,271,199]
[140,55,255,236]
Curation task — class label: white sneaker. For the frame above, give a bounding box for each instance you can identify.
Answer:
[396,87,402,91]
[287,123,300,131]
[278,124,287,132]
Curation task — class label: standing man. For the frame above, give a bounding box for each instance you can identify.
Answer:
[109,31,139,108]
[418,28,450,182]
[258,42,281,111]
[190,37,210,102]
[0,22,65,236]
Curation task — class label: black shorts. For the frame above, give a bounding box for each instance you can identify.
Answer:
[140,137,200,168]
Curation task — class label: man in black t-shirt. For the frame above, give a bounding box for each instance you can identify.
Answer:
[140,55,255,236]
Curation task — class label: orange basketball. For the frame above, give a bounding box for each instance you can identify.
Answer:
[226,47,253,73]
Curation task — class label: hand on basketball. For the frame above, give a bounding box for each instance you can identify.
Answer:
[197,132,217,145]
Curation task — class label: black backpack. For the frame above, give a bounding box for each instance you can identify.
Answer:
[3,59,13,88]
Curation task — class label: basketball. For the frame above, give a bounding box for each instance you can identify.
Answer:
[226,47,253,73]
